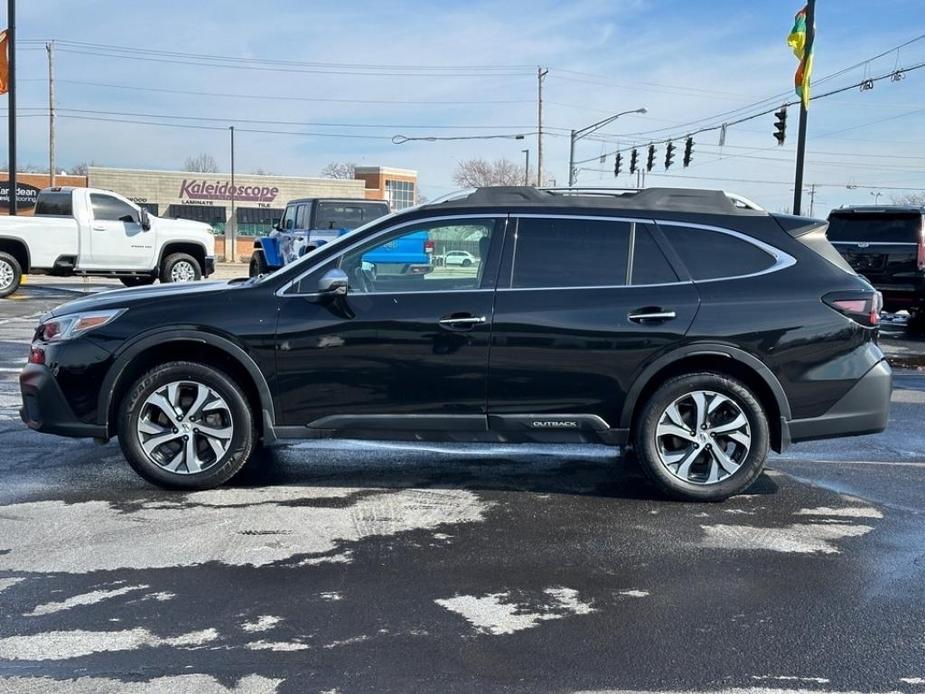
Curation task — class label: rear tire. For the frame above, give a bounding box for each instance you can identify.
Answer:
[0,252,22,298]
[117,361,256,490]
[249,250,268,278]
[908,309,925,337]
[634,372,769,501]
[161,253,202,283]
[120,276,156,288]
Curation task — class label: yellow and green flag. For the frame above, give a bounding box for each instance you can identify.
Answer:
[787,5,813,109]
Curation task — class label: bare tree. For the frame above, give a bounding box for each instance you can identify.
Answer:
[69,161,102,176]
[321,161,357,179]
[251,167,275,176]
[892,192,925,206]
[184,153,220,173]
[452,158,525,188]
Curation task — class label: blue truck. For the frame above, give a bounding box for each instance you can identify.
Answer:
[249,198,392,277]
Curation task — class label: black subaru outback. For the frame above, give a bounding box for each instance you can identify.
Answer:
[20,187,892,501]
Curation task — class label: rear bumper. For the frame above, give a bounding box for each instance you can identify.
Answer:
[786,359,892,444]
[20,364,107,439]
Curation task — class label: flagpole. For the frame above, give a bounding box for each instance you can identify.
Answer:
[7,0,17,215]
[792,0,815,216]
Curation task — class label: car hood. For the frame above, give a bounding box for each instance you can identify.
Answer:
[47,280,236,318]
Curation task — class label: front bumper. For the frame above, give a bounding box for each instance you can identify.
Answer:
[20,363,107,439]
[786,359,892,444]
[205,256,216,277]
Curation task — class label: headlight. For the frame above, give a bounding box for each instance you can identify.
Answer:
[39,309,126,342]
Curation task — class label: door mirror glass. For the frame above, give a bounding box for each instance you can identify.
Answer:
[318,268,349,296]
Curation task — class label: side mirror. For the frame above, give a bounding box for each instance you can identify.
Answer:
[139,208,152,231]
[318,268,349,297]
[272,218,281,231]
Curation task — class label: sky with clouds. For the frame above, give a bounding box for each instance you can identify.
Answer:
[4,0,925,213]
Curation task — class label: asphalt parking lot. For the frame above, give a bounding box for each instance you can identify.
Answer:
[0,278,923,694]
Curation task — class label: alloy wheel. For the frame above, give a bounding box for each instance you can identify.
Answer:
[0,260,15,290]
[654,389,751,485]
[170,261,197,282]
[136,380,234,474]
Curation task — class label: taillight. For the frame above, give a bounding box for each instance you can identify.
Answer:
[424,240,435,254]
[28,346,45,364]
[823,291,882,327]
[918,216,925,270]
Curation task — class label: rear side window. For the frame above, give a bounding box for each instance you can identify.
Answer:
[90,194,139,223]
[512,217,629,288]
[827,212,922,243]
[34,191,73,217]
[662,224,775,281]
[631,225,678,285]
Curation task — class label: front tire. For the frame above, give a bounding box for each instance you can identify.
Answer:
[634,372,769,501]
[249,250,268,278]
[161,253,202,283]
[117,361,256,490]
[0,252,23,298]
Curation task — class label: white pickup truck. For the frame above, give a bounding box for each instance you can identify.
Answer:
[0,186,216,297]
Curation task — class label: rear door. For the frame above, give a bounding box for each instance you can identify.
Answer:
[827,210,923,291]
[487,215,700,435]
[85,193,153,270]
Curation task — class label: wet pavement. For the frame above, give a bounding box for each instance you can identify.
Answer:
[0,280,923,693]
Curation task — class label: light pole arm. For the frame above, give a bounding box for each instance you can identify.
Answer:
[573,108,647,142]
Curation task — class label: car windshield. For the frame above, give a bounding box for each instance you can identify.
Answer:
[827,212,923,243]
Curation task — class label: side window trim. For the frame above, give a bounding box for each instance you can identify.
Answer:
[655,220,797,283]
[277,214,509,297]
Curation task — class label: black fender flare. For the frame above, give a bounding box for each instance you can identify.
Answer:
[618,343,792,430]
[0,235,32,272]
[157,242,210,272]
[97,328,276,432]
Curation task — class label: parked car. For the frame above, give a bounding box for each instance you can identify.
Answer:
[21,187,891,501]
[444,250,477,267]
[0,187,215,297]
[249,198,389,277]
[826,205,925,332]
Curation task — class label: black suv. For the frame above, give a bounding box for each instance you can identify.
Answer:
[827,205,925,331]
[20,187,892,501]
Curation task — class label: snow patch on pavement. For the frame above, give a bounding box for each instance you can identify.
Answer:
[245,639,310,652]
[436,586,595,636]
[794,506,883,519]
[0,674,282,693]
[0,577,24,593]
[25,584,149,616]
[0,487,489,572]
[241,615,282,633]
[700,522,874,554]
[0,628,218,660]
[618,590,649,598]
[319,591,343,601]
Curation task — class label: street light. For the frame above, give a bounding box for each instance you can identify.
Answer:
[568,107,647,186]
[870,191,883,204]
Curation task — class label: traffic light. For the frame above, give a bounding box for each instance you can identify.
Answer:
[665,141,676,170]
[646,144,656,172]
[683,137,694,167]
[630,148,638,174]
[614,152,623,177]
[773,107,787,145]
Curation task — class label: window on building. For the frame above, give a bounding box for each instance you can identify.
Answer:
[236,207,284,237]
[511,217,630,289]
[90,194,140,224]
[385,179,415,210]
[136,202,159,217]
[661,224,775,281]
[166,204,227,229]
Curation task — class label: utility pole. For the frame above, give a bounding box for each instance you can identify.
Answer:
[7,0,17,215]
[521,148,530,185]
[229,126,236,263]
[808,183,817,216]
[792,0,815,216]
[46,41,55,186]
[536,67,547,187]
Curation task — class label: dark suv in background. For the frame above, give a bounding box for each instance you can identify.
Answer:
[827,205,925,332]
[20,187,892,501]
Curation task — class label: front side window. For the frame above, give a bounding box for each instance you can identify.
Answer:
[338,218,496,294]
[281,205,297,230]
[90,194,139,224]
[295,204,311,230]
[512,217,630,289]
[661,224,776,281]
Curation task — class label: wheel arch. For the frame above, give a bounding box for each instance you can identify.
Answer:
[621,344,792,453]
[158,242,208,272]
[99,330,275,440]
[0,236,31,272]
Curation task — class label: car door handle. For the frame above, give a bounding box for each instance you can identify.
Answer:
[92,225,106,231]
[628,309,677,323]
[439,315,487,328]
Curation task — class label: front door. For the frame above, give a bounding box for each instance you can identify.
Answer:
[86,193,153,269]
[487,215,700,434]
[274,216,505,430]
